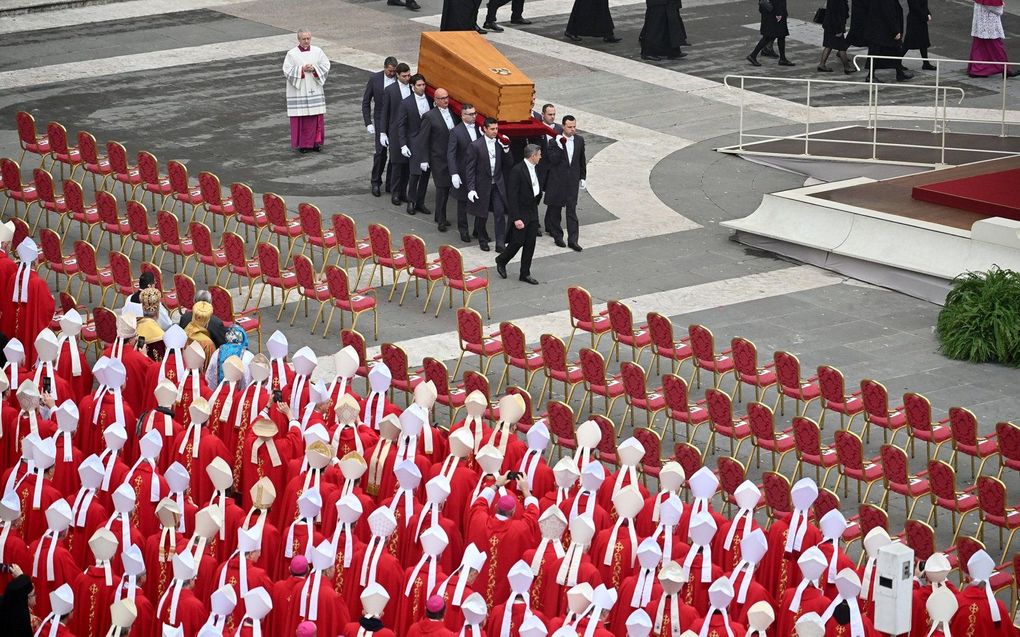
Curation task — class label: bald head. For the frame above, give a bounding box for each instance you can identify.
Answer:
[434,88,450,108]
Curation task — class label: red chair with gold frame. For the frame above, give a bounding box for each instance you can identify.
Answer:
[565,285,610,350]
[620,360,666,431]
[297,203,338,266]
[188,222,229,286]
[72,240,114,305]
[221,231,261,309]
[333,213,373,288]
[105,141,141,201]
[366,223,406,302]
[903,391,952,462]
[661,372,709,442]
[859,378,907,445]
[230,183,269,244]
[380,342,423,404]
[264,192,302,263]
[341,329,371,393]
[16,111,51,167]
[879,444,930,519]
[955,536,1014,597]
[422,356,466,425]
[731,336,777,403]
[29,168,68,234]
[761,470,792,522]
[538,333,584,405]
[995,421,1020,478]
[64,179,102,242]
[791,415,839,487]
[76,131,111,192]
[704,388,753,460]
[155,210,195,272]
[209,285,262,351]
[38,228,78,293]
[543,399,576,461]
[926,459,978,544]
[197,171,235,231]
[166,160,204,222]
[902,519,951,568]
[948,406,1000,478]
[717,455,751,516]
[497,321,544,394]
[578,347,624,419]
[646,311,693,377]
[688,323,736,391]
[125,201,160,261]
[454,307,502,379]
[592,414,619,468]
[107,251,137,299]
[435,245,489,319]
[975,475,1020,554]
[323,265,378,340]
[46,122,82,181]
[97,191,133,252]
[773,350,820,417]
[1,157,39,218]
[172,273,197,317]
[400,234,444,310]
[291,253,331,331]
[673,441,703,498]
[92,306,118,350]
[255,242,299,321]
[817,364,864,430]
[632,427,663,484]
[832,429,884,502]
[136,151,172,212]
[746,400,796,472]
[606,300,651,364]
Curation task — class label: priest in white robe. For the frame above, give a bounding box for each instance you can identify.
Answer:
[282,29,331,152]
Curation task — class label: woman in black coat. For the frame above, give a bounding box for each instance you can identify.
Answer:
[747,0,794,66]
[0,569,35,637]
[819,0,856,72]
[902,0,935,69]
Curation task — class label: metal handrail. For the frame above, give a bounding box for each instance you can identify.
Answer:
[722,74,966,162]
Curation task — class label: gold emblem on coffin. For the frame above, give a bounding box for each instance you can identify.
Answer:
[490,67,511,76]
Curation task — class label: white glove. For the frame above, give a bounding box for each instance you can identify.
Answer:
[420,162,429,172]
[579,179,586,191]
[499,142,510,151]
[380,133,389,147]
[468,191,479,202]
[401,145,412,158]
[367,124,375,135]
[452,174,462,189]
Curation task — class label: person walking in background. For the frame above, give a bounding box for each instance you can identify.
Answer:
[363,57,399,198]
[864,0,913,81]
[282,29,330,153]
[818,0,856,72]
[747,0,794,66]
[902,0,935,70]
[564,0,621,42]
[968,0,1020,77]
[639,0,689,61]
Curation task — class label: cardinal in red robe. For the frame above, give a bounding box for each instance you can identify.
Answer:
[350,508,404,621]
[174,343,212,429]
[156,552,208,636]
[537,515,601,617]
[0,238,56,363]
[774,547,832,637]
[169,397,231,507]
[280,539,351,637]
[54,312,94,402]
[207,355,245,441]
[240,414,303,510]
[141,324,186,410]
[101,313,155,416]
[396,526,449,637]
[70,527,121,637]
[466,480,540,609]
[136,380,184,473]
[29,500,83,618]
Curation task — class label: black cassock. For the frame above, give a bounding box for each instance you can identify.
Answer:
[640,0,687,56]
[847,0,870,46]
[566,0,615,37]
[441,0,482,30]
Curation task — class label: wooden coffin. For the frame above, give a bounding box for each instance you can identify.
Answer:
[417,31,534,122]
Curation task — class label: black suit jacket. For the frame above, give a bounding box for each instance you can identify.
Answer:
[418,108,456,186]
[447,122,481,202]
[465,136,509,218]
[397,93,434,175]
[361,70,386,129]
[380,81,411,163]
[543,134,586,207]
[507,160,542,225]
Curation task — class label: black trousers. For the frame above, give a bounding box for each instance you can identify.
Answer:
[545,202,578,244]
[476,189,506,247]
[497,219,538,278]
[371,144,390,188]
[456,199,470,235]
[406,169,430,207]
[434,186,451,225]
[485,0,525,21]
[388,162,409,200]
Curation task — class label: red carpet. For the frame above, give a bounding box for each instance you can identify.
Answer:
[912,167,1020,221]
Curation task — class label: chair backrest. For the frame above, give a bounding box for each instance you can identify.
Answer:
[499,321,528,360]
[0,158,25,192]
[995,421,1020,464]
[816,364,849,404]
[661,373,692,412]
[566,286,595,326]
[297,203,324,238]
[791,416,824,457]
[95,190,120,225]
[209,286,235,323]
[292,254,317,290]
[221,232,248,270]
[137,151,161,185]
[903,392,934,431]
[545,400,575,442]
[39,229,64,265]
[256,243,282,279]
[590,414,617,458]
[16,112,40,148]
[380,343,410,385]
[368,223,394,262]
[673,441,703,479]
[632,427,662,470]
[705,388,734,427]
[106,141,129,173]
[746,401,776,441]
[730,337,761,377]
[402,234,428,271]
[11,220,28,252]
[262,193,288,226]
[47,122,70,155]
[332,213,359,250]
[539,334,568,373]
[230,183,256,216]
[833,430,864,470]
[926,459,958,501]
[506,387,534,429]
[761,470,792,515]
[173,273,196,311]
[198,172,223,207]
[92,307,117,345]
[422,357,452,397]
[77,131,100,164]
[902,519,936,562]
[462,370,490,401]
[32,168,55,203]
[813,488,840,522]
[879,444,910,487]
[108,251,133,289]
[976,475,1008,518]
[646,311,675,353]
[860,378,890,419]
[340,329,367,372]
[456,307,484,347]
[857,503,888,536]
[955,537,986,581]
[62,178,86,214]
[688,324,717,363]
[579,348,608,387]
[125,201,150,236]
[619,361,648,401]
[156,211,182,245]
[58,292,78,314]
[716,455,747,501]
[73,241,99,276]
[438,245,465,281]
[773,350,804,391]
[606,300,634,338]
[166,160,191,195]
[140,262,162,290]
[948,406,979,447]
[324,265,352,303]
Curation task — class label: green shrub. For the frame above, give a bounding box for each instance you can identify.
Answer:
[936,266,1020,366]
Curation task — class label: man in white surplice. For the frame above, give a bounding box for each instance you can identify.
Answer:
[282,29,331,152]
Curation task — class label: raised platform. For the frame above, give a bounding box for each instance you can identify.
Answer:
[912,162,1020,221]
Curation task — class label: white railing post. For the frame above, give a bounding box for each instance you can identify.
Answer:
[805,81,811,155]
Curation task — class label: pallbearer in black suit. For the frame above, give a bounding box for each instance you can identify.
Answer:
[397,73,435,216]
[543,114,586,252]
[379,62,412,206]
[535,103,563,184]
[362,56,398,197]
[447,103,482,243]
[465,117,511,253]
[418,88,457,231]
[496,144,543,285]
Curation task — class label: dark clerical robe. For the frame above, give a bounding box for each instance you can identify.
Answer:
[639,0,688,56]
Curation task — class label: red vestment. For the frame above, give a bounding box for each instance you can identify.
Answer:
[0,403,20,471]
[75,392,135,459]
[611,571,663,635]
[359,392,402,431]
[65,493,109,569]
[691,613,747,637]
[142,529,185,603]
[711,517,765,572]
[143,352,183,412]
[675,548,723,616]
[590,523,638,589]
[156,586,207,635]
[774,586,832,637]
[55,339,93,401]
[723,567,774,627]
[949,586,1019,637]
[343,621,398,637]
[377,494,423,560]
[239,425,303,509]
[329,529,366,605]
[426,462,480,532]
[596,471,650,514]
[71,565,120,637]
[242,511,285,580]
[227,383,271,488]
[643,592,700,637]
[212,556,275,629]
[349,540,404,620]
[558,491,612,534]
[277,473,341,532]
[824,616,881,637]
[51,435,83,496]
[138,409,184,472]
[0,528,31,590]
[0,268,55,363]
[466,494,540,607]
[280,574,350,637]
[173,373,211,429]
[270,577,305,636]
[396,565,449,636]
[168,427,230,507]
[207,381,243,441]
[15,472,62,540]
[28,535,82,617]
[816,542,857,599]
[909,582,958,637]
[759,515,823,600]
[401,510,464,574]
[407,618,458,637]
[121,461,168,537]
[102,343,155,416]
[538,553,602,618]
[487,600,547,637]
[435,574,475,632]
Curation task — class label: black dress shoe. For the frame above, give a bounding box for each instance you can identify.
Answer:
[666,51,687,59]
[406,202,416,215]
[1009,68,1020,78]
[761,46,777,58]
[371,184,381,197]
[299,148,310,154]
[922,62,937,70]
[496,262,507,279]
[554,238,566,248]
[438,222,449,232]
[641,54,663,61]
[483,21,504,32]
[510,17,532,24]
[415,205,432,215]
[519,276,539,285]
[896,69,914,81]
[778,58,795,66]
[746,55,761,67]
[564,31,581,41]
[386,0,404,4]
[475,25,488,34]
[568,242,583,252]
[496,244,505,253]
[479,242,490,252]
[391,195,402,206]
[460,232,472,243]
[604,35,622,43]
[312,145,322,152]
[405,0,421,9]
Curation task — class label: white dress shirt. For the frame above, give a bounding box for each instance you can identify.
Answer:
[565,136,575,164]
[383,75,396,89]
[485,137,497,180]
[439,108,455,129]
[526,161,540,197]
[399,82,411,99]
[467,125,478,142]
[414,93,429,117]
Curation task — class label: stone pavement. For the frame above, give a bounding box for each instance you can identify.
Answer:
[2,0,1019,568]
